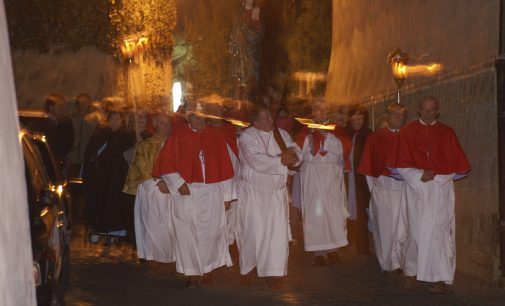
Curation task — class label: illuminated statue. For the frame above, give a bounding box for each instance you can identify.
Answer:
[230,0,265,101]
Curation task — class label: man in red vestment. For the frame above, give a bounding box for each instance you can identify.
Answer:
[393,96,470,293]
[358,103,407,273]
[153,100,235,288]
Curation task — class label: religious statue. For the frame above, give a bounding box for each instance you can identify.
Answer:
[230,0,265,102]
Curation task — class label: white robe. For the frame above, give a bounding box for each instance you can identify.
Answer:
[236,127,300,277]
[162,171,233,276]
[366,175,405,271]
[225,143,240,245]
[300,134,349,252]
[134,179,176,263]
[397,168,456,284]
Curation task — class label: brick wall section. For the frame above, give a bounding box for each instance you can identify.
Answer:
[366,68,500,281]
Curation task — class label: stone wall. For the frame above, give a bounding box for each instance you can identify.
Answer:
[365,67,500,281]
[10,46,174,112]
[11,47,120,108]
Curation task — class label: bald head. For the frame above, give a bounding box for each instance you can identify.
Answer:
[418,96,440,124]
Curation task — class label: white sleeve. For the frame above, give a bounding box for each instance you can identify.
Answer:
[365,175,375,193]
[220,177,236,202]
[434,173,456,184]
[161,173,186,195]
[239,131,288,175]
[397,168,423,188]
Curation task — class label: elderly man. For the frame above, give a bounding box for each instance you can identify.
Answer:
[295,98,351,265]
[236,105,300,289]
[358,103,407,272]
[393,97,470,293]
[123,113,175,267]
[153,100,234,288]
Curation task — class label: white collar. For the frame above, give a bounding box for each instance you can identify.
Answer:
[253,126,272,135]
[387,126,400,133]
[419,119,436,126]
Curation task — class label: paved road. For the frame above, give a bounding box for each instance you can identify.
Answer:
[64,224,505,306]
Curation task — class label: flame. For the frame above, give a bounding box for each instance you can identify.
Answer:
[120,35,148,60]
[393,62,442,79]
[187,111,250,128]
[294,118,336,130]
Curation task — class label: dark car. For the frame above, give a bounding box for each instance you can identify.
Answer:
[21,128,71,306]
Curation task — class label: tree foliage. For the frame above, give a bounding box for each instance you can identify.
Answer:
[5,0,113,52]
[287,0,332,72]
[182,0,238,97]
[109,0,177,62]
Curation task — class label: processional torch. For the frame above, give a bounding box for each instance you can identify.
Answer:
[388,48,409,104]
[387,48,443,104]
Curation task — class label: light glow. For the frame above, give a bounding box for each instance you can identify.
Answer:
[295,118,336,130]
[392,62,442,79]
[172,82,182,112]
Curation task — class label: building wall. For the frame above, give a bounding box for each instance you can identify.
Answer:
[11,47,120,108]
[327,0,501,281]
[10,46,173,112]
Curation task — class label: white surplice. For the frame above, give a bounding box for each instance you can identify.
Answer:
[134,179,176,263]
[225,143,240,245]
[161,170,233,276]
[366,175,405,271]
[397,168,456,284]
[236,127,301,277]
[299,134,349,252]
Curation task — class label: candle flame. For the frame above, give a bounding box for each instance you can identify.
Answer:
[393,62,442,79]
[295,118,336,130]
[187,111,250,128]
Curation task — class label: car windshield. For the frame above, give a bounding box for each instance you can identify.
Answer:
[31,138,63,184]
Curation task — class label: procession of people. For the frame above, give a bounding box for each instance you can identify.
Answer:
[41,89,469,294]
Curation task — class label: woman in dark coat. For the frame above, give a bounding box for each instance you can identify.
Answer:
[83,111,134,236]
[345,105,372,255]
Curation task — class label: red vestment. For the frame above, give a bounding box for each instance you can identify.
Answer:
[295,125,352,171]
[393,120,470,176]
[212,124,239,158]
[153,124,234,184]
[358,127,399,177]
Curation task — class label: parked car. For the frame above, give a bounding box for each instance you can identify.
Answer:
[20,128,71,306]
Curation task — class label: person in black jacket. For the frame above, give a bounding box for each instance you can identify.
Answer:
[38,94,74,163]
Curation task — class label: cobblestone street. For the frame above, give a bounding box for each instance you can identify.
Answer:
[63,223,505,306]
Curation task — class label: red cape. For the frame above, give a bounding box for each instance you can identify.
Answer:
[295,125,352,172]
[153,123,234,184]
[212,123,239,158]
[393,120,470,176]
[358,127,398,177]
